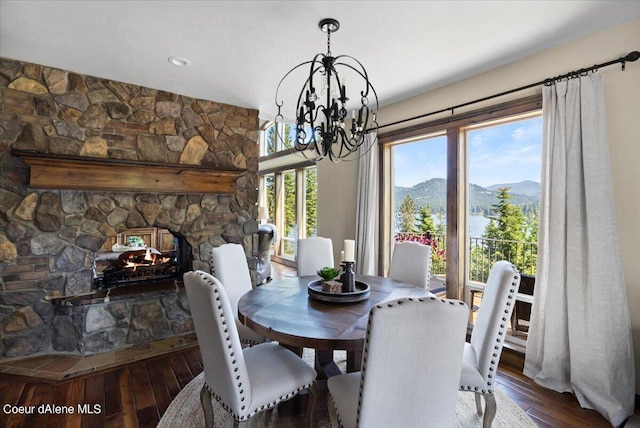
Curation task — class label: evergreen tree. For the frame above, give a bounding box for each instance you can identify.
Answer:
[417,205,436,235]
[283,124,293,149]
[434,211,446,235]
[266,123,294,154]
[265,174,275,223]
[523,205,539,275]
[266,125,277,154]
[489,187,526,241]
[283,171,296,255]
[482,187,528,272]
[305,168,317,236]
[396,195,417,233]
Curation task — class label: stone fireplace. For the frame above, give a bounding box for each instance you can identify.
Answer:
[0,57,260,358]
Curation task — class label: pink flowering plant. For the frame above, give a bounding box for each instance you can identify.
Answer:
[394,233,446,274]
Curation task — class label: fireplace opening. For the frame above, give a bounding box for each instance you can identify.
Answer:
[93,227,192,290]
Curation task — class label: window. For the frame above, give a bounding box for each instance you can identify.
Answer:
[465,114,541,345]
[391,133,447,286]
[381,96,542,346]
[304,168,318,237]
[466,115,541,283]
[282,169,297,257]
[258,123,317,265]
[261,122,298,156]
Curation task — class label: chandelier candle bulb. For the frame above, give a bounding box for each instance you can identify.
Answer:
[341,250,344,262]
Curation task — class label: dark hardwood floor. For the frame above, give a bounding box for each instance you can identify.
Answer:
[1,345,636,428]
[1,262,637,427]
[0,347,203,428]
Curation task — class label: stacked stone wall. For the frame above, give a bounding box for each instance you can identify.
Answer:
[0,57,260,358]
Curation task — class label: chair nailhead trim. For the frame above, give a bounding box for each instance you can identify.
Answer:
[460,263,520,401]
[349,297,457,426]
[193,272,314,423]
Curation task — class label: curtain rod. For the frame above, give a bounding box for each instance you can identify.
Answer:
[376,50,640,131]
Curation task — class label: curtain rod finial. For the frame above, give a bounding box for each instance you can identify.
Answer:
[624,51,640,62]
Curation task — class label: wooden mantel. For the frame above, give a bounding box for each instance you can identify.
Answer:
[12,150,243,194]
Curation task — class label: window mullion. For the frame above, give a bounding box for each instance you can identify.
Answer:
[446,127,464,300]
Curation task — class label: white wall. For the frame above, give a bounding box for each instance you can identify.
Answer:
[316,18,640,390]
[317,158,358,265]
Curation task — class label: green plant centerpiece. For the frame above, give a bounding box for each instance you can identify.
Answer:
[318,266,342,294]
[317,267,341,281]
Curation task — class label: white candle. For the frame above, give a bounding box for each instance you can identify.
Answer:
[340,251,345,262]
[344,240,355,262]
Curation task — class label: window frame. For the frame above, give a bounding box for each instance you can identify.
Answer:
[258,122,318,267]
[379,95,542,302]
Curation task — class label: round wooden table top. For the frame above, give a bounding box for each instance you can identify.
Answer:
[237,275,433,351]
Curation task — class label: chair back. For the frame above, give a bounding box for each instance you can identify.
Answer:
[513,273,535,332]
[358,297,468,427]
[211,243,252,316]
[470,261,521,383]
[296,237,334,276]
[183,270,251,415]
[388,241,432,289]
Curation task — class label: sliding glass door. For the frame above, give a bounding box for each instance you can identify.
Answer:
[381,97,542,344]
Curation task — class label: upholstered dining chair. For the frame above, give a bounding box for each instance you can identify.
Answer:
[296,236,334,276]
[210,243,266,345]
[387,240,432,290]
[184,270,318,428]
[459,260,521,427]
[327,297,469,428]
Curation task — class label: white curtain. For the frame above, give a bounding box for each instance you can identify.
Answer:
[523,74,635,426]
[355,134,379,275]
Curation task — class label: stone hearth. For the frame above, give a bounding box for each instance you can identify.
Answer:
[0,57,260,358]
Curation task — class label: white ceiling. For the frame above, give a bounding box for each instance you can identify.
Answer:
[1,1,639,123]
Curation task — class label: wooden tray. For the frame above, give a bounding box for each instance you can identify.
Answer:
[308,280,370,303]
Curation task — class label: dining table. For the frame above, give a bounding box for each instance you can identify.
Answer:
[237,274,434,379]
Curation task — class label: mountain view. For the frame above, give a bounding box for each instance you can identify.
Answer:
[394,178,540,216]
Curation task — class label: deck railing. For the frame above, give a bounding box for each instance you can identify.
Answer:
[395,232,538,282]
[396,231,536,345]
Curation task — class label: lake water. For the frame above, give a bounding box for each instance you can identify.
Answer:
[431,214,491,238]
[468,215,491,238]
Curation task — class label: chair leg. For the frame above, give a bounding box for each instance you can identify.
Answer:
[482,393,497,428]
[474,392,483,416]
[305,382,320,428]
[200,385,214,428]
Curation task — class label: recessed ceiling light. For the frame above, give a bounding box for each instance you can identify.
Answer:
[168,56,191,67]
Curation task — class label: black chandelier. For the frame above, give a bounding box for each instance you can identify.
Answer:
[274,18,378,161]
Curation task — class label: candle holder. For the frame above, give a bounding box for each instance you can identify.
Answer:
[340,261,356,293]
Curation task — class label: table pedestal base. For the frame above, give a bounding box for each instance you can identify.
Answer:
[277,345,362,418]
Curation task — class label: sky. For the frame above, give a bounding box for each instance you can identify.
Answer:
[393,115,542,188]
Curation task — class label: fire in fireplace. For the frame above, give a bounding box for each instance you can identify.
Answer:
[93,227,192,290]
